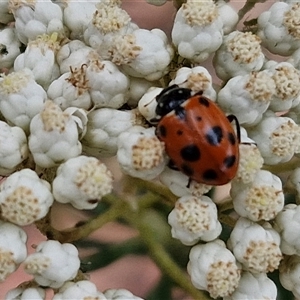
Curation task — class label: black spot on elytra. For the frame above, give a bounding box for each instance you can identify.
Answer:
[156,125,167,137]
[181,163,194,176]
[228,132,236,145]
[223,155,236,168]
[203,169,218,181]
[180,144,201,162]
[206,126,223,146]
[198,96,210,107]
[177,129,183,136]
[174,105,186,120]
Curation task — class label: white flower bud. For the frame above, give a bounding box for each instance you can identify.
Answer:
[28,101,82,168]
[5,287,45,300]
[168,195,221,245]
[248,112,299,165]
[228,217,282,273]
[274,204,300,255]
[56,40,98,74]
[63,0,97,40]
[0,27,21,69]
[0,221,27,282]
[117,126,167,180]
[265,61,300,112]
[24,240,80,288]
[0,169,53,226]
[53,156,113,210]
[0,69,47,133]
[47,66,92,110]
[169,66,217,100]
[231,170,284,221]
[127,77,158,108]
[187,239,241,299]
[9,0,64,44]
[217,71,275,126]
[82,108,143,157]
[138,87,163,123]
[64,107,88,140]
[223,272,277,300]
[14,33,61,90]
[0,121,28,176]
[160,167,212,197]
[214,31,264,81]
[234,128,264,184]
[279,255,300,299]
[172,0,223,63]
[111,28,173,81]
[53,280,107,300]
[217,1,238,34]
[86,60,130,108]
[83,3,138,59]
[257,2,300,56]
[104,289,143,300]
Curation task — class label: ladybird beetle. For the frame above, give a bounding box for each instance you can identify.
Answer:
[153,85,240,185]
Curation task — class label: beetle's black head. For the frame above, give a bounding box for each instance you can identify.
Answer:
[155,85,192,117]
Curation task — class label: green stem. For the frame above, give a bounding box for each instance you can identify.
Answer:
[37,190,160,243]
[127,212,209,300]
[218,213,237,228]
[262,157,300,174]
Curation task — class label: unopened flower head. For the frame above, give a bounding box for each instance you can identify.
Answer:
[85,59,130,108]
[0,121,28,176]
[0,169,53,226]
[228,217,282,273]
[28,100,82,168]
[248,113,300,165]
[0,221,27,282]
[223,271,277,300]
[168,195,221,245]
[169,66,217,100]
[24,240,80,288]
[104,288,144,300]
[187,239,241,299]
[53,280,107,300]
[217,71,274,126]
[53,155,113,210]
[9,0,64,44]
[279,255,300,299]
[14,33,61,90]
[47,65,92,110]
[82,108,144,157]
[234,142,264,184]
[172,0,223,63]
[0,69,47,133]
[214,31,264,80]
[160,167,211,198]
[274,204,300,255]
[0,27,21,69]
[231,170,284,221]
[117,126,167,180]
[112,28,174,81]
[257,2,300,55]
[5,287,45,300]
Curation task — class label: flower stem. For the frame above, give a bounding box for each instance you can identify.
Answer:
[126,211,209,300]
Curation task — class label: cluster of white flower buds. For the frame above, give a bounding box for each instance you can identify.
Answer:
[1,0,300,298]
